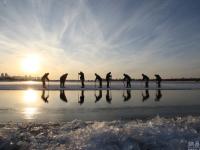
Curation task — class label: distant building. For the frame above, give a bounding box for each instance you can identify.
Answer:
[1,73,4,78]
[5,73,9,78]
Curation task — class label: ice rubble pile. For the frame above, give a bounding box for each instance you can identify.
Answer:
[0,116,200,150]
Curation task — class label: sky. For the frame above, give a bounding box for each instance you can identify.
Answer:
[0,0,200,79]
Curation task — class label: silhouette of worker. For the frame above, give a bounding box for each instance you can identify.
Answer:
[60,73,68,88]
[123,74,131,88]
[60,90,67,103]
[155,74,162,88]
[95,73,102,88]
[78,90,85,105]
[155,89,162,101]
[142,90,149,102]
[106,72,112,88]
[106,90,112,103]
[41,89,49,103]
[95,90,102,103]
[122,90,131,102]
[142,74,149,88]
[78,72,85,88]
[41,73,50,88]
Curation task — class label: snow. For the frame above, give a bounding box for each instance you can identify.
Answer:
[0,81,199,90]
[1,116,200,149]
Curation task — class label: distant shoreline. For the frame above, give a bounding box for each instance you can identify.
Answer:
[0,78,200,82]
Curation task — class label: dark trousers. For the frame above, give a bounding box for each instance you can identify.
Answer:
[145,81,149,88]
[99,80,102,88]
[158,81,161,88]
[81,80,85,88]
[127,81,131,88]
[42,81,46,88]
[60,81,65,88]
[106,80,110,88]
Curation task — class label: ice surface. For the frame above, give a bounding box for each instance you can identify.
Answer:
[1,116,200,149]
[0,81,199,90]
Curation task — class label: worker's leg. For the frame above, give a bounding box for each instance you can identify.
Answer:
[158,81,161,88]
[60,81,62,88]
[100,81,102,88]
[81,80,85,88]
[43,81,46,88]
[145,81,148,88]
[129,81,131,88]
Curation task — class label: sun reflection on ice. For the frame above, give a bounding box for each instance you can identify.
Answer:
[23,107,39,120]
[23,89,38,103]
[22,89,40,120]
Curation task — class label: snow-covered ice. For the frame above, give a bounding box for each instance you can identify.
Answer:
[1,115,200,150]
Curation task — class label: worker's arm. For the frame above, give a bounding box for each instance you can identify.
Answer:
[46,77,50,81]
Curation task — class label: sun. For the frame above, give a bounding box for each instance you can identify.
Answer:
[21,55,40,73]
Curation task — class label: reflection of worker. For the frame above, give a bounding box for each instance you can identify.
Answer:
[95,73,102,88]
[122,90,131,101]
[123,74,131,88]
[41,90,49,103]
[78,72,85,88]
[142,90,149,102]
[60,90,67,103]
[60,73,68,88]
[78,90,85,105]
[106,90,112,103]
[95,90,102,103]
[41,73,50,88]
[155,89,162,101]
[106,72,112,88]
[155,74,162,88]
[142,74,149,88]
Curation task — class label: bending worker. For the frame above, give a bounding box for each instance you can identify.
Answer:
[78,71,85,88]
[60,73,68,88]
[95,73,102,88]
[41,73,50,88]
[142,74,149,88]
[155,74,162,88]
[106,72,112,88]
[123,73,131,88]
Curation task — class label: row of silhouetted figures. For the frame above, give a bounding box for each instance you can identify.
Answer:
[41,89,162,104]
[41,72,162,88]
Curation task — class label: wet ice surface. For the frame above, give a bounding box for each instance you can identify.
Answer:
[0,116,200,150]
[1,90,200,122]
[0,81,200,90]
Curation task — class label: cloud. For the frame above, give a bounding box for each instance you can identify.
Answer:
[0,0,200,78]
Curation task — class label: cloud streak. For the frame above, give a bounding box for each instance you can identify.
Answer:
[0,0,200,78]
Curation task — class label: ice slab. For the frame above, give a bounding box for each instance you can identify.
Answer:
[0,116,200,149]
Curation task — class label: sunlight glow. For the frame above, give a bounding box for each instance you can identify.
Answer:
[21,55,40,73]
[23,89,38,103]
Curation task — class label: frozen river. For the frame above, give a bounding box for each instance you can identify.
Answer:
[0,81,200,149]
[0,87,200,122]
